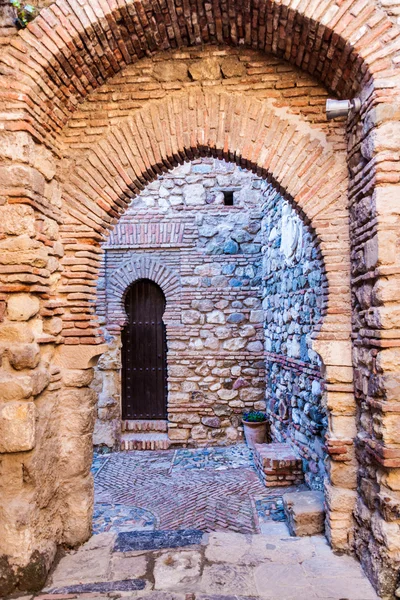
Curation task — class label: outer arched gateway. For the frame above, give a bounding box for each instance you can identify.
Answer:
[0,1,399,597]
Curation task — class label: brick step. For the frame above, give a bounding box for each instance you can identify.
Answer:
[121,420,168,433]
[120,432,170,451]
[253,442,304,487]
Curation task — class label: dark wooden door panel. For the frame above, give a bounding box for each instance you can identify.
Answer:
[122,279,167,420]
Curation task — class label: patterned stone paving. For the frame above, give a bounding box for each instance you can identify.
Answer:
[255,497,285,523]
[93,503,157,534]
[172,445,254,470]
[92,451,112,476]
[93,445,303,535]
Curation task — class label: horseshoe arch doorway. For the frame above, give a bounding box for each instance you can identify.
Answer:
[121,279,168,420]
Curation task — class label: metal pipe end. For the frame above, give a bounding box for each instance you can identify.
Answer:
[326,98,361,120]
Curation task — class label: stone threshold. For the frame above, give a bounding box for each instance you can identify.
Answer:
[120,420,170,450]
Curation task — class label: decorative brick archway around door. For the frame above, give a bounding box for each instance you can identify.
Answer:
[106,256,180,336]
[104,257,180,430]
[0,1,399,597]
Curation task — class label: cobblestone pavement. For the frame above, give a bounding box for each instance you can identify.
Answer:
[93,446,300,534]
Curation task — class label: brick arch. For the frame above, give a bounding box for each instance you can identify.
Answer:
[58,88,357,553]
[0,2,398,595]
[60,89,350,353]
[106,256,180,333]
[1,0,399,148]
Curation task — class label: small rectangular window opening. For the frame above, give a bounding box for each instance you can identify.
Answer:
[223,191,234,206]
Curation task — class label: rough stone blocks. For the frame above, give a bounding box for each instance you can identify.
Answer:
[0,401,36,453]
[283,490,325,536]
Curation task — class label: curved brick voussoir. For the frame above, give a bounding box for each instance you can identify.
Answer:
[64,91,348,227]
[61,89,350,345]
[1,0,399,148]
[107,256,180,332]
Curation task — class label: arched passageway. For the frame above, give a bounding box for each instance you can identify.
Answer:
[0,1,399,597]
[55,83,353,542]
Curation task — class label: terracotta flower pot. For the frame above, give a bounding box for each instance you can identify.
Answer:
[243,420,268,448]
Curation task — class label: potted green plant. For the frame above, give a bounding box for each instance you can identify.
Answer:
[242,410,268,448]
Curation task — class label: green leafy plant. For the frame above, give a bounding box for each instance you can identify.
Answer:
[11,1,38,29]
[243,410,267,423]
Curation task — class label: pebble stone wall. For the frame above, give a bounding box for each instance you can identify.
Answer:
[261,189,327,490]
[0,1,400,597]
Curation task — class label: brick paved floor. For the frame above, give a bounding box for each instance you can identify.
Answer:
[93,445,303,534]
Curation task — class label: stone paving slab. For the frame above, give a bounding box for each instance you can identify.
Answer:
[47,579,146,595]
[201,563,258,596]
[32,531,379,600]
[154,550,203,591]
[114,530,205,552]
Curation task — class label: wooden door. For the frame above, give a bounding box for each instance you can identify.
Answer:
[122,279,167,420]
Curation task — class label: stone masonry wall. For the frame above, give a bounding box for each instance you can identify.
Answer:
[0,135,76,595]
[95,158,269,447]
[348,98,400,595]
[261,188,327,490]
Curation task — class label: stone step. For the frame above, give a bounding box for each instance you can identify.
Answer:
[120,431,170,451]
[121,419,168,433]
[253,442,304,487]
[283,490,325,536]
